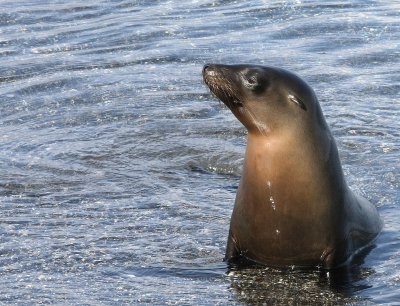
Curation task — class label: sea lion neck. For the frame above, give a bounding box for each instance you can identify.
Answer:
[232,106,271,136]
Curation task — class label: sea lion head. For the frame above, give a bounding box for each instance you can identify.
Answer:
[203,64,326,136]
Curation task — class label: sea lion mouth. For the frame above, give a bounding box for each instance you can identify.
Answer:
[203,65,243,108]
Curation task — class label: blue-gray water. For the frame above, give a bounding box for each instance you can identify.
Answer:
[0,0,399,304]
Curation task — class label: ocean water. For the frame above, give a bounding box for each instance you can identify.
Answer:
[0,0,399,304]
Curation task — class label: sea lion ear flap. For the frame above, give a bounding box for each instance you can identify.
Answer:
[288,94,307,111]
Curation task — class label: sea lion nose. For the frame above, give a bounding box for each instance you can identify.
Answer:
[203,64,212,75]
[203,64,221,78]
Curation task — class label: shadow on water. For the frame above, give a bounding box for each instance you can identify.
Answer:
[226,245,377,305]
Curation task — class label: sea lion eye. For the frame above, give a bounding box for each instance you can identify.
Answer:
[289,94,307,111]
[243,74,258,89]
[248,75,257,85]
[243,72,268,94]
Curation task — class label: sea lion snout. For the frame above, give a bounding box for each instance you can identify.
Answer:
[203,64,243,108]
[202,64,224,78]
[202,63,212,74]
[203,64,273,108]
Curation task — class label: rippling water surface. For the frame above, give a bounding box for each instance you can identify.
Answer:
[1,0,399,304]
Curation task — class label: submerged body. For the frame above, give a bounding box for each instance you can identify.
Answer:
[203,64,382,269]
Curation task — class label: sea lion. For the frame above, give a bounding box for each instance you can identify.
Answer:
[202,64,382,269]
